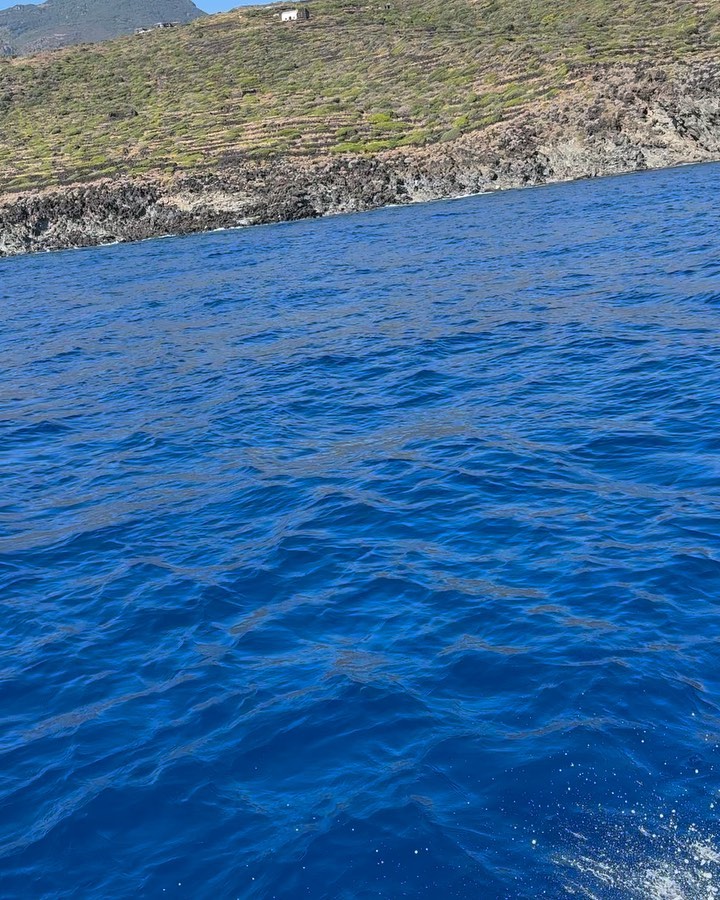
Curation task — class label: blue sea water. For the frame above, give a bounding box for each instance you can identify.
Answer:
[2,163,720,899]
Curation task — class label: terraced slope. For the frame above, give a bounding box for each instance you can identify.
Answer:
[0,0,718,193]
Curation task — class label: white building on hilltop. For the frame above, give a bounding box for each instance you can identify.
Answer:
[280,8,310,22]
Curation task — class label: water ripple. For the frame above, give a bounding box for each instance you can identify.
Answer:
[2,164,720,898]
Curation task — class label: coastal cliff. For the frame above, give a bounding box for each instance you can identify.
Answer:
[3,0,720,257]
[3,59,720,256]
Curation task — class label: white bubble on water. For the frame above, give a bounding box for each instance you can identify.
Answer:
[559,818,720,899]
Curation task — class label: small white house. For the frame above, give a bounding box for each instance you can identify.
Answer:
[280,8,310,22]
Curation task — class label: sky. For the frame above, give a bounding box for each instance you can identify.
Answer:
[0,0,256,11]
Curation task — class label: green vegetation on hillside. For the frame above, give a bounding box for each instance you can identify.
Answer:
[0,0,717,193]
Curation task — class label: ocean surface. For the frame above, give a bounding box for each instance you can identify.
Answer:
[2,163,720,899]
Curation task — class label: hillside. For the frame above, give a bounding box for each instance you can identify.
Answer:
[2,0,720,254]
[0,0,205,57]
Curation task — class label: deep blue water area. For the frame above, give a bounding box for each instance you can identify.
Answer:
[2,164,720,899]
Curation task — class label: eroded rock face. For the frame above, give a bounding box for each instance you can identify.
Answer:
[3,59,720,257]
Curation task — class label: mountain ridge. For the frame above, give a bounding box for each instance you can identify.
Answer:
[0,0,205,56]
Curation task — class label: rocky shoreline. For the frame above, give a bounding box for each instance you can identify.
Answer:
[3,59,720,257]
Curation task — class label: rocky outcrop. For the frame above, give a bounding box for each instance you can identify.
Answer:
[3,59,720,257]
